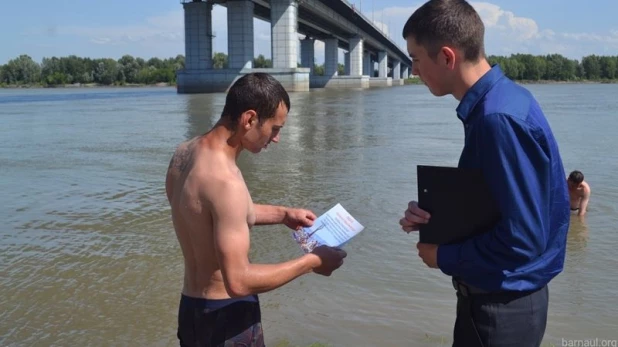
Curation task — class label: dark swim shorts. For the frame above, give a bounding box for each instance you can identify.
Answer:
[177,294,264,347]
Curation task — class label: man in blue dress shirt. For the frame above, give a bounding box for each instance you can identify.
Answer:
[398,1,570,346]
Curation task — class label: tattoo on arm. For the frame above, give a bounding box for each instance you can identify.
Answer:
[169,147,192,173]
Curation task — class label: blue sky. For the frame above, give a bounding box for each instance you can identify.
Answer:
[2,0,617,64]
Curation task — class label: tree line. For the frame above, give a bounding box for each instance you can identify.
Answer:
[2,52,618,86]
[487,54,618,81]
[0,54,184,86]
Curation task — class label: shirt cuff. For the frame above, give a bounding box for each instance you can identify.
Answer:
[437,243,460,276]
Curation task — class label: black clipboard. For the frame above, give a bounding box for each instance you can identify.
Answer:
[417,165,501,245]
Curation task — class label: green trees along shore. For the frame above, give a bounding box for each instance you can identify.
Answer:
[1,53,617,87]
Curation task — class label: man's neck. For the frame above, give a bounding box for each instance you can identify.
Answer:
[202,120,245,159]
[452,59,492,101]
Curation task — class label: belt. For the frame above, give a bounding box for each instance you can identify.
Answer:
[452,277,490,296]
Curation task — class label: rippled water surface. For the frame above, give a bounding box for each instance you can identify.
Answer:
[1,85,617,346]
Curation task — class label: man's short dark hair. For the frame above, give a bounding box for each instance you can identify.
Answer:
[401,0,485,62]
[568,170,584,184]
[221,73,290,127]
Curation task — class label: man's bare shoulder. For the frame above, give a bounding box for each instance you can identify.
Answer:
[168,139,196,174]
[200,176,250,226]
[190,156,247,204]
[202,172,246,196]
[582,181,592,195]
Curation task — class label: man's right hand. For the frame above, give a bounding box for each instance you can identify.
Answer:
[399,200,431,233]
[309,245,347,276]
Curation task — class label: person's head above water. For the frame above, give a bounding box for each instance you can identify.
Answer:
[568,170,585,188]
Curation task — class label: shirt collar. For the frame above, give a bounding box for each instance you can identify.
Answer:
[456,64,505,123]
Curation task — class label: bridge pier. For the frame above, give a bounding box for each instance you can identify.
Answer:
[300,37,315,74]
[349,35,363,77]
[227,0,254,69]
[177,1,214,93]
[271,0,297,69]
[177,0,309,94]
[267,0,310,91]
[323,38,338,77]
[370,51,392,87]
[177,0,410,94]
[393,60,404,85]
[311,35,369,89]
[363,51,372,76]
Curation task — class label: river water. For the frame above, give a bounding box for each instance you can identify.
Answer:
[1,84,616,346]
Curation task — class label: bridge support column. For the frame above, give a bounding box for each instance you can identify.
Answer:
[266,0,309,91]
[369,51,392,87]
[393,60,401,79]
[177,1,218,93]
[261,0,308,92]
[393,60,403,85]
[324,38,338,77]
[228,0,254,69]
[378,51,388,78]
[271,0,298,69]
[310,36,368,89]
[181,2,212,73]
[300,37,315,74]
[363,52,371,76]
[402,66,409,79]
[344,52,350,75]
[349,36,363,76]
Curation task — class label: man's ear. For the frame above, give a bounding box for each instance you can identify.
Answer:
[240,110,258,130]
[440,46,456,70]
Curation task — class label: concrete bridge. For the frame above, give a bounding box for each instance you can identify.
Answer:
[177,0,413,93]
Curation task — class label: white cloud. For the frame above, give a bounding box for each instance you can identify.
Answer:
[363,1,618,59]
[561,31,618,43]
[90,38,111,45]
[471,2,548,41]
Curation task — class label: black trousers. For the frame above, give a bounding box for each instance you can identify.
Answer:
[453,285,549,347]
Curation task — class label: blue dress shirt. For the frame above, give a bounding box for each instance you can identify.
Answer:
[436,65,571,292]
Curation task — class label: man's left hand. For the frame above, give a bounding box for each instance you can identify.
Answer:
[417,242,439,268]
[283,208,317,230]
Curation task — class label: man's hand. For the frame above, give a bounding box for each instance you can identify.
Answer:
[417,242,438,268]
[399,201,431,233]
[308,245,347,276]
[283,208,317,230]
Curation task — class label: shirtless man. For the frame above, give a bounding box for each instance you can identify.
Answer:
[568,170,591,216]
[165,73,347,347]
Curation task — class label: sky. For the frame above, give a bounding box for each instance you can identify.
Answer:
[2,0,617,65]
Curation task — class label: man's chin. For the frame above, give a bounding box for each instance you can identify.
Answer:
[428,87,448,97]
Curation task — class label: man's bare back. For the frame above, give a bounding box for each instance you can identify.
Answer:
[166,135,252,299]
